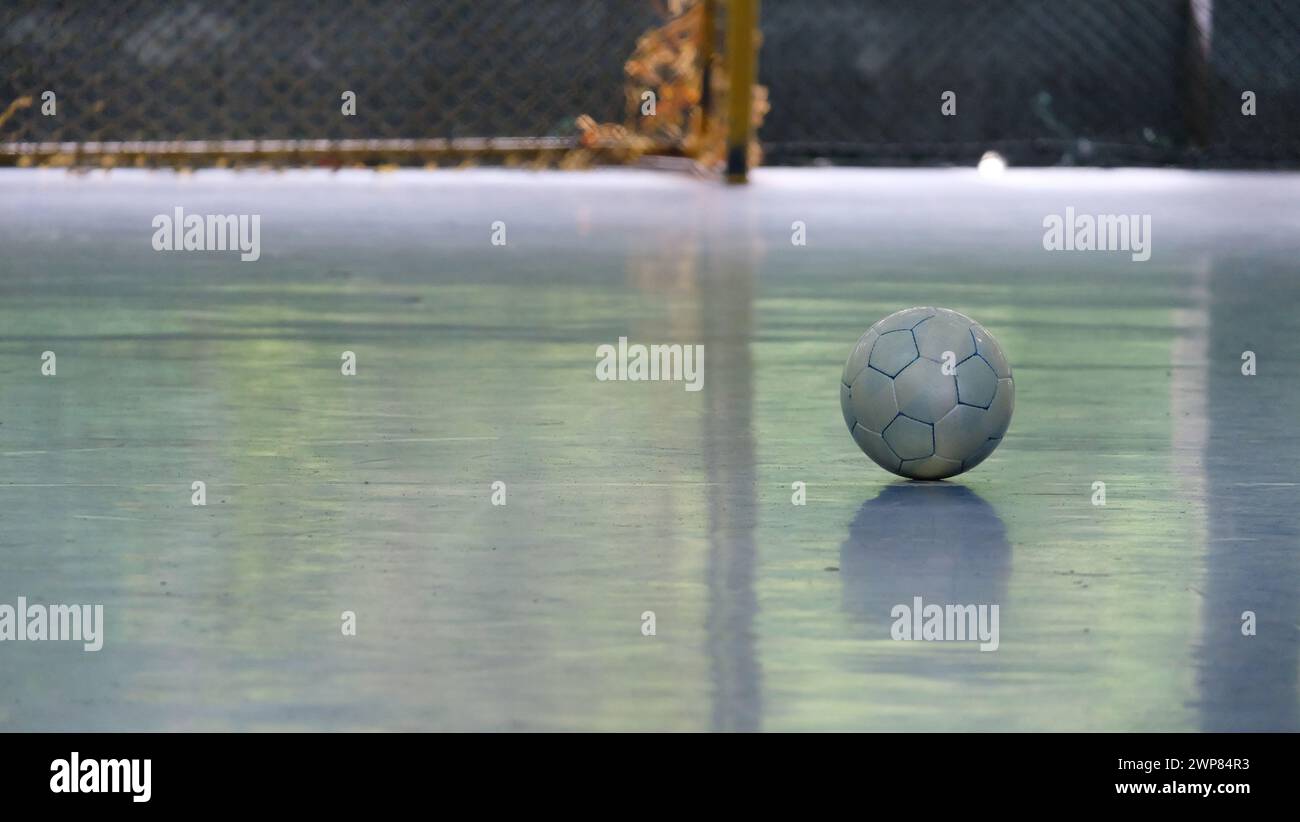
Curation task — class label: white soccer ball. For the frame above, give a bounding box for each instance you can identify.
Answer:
[840,307,1014,480]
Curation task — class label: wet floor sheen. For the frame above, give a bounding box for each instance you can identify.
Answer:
[0,167,1296,730]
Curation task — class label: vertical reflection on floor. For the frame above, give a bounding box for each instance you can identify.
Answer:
[1198,254,1300,731]
[1170,257,1212,719]
[701,210,761,731]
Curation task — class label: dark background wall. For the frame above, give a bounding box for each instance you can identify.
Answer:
[0,0,655,143]
[3,0,1297,167]
[758,0,1300,167]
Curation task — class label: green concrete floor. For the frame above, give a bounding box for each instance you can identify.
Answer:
[0,167,1296,730]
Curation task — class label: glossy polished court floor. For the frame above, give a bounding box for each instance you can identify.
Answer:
[1,167,1296,731]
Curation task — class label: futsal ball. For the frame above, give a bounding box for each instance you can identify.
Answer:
[840,307,1014,480]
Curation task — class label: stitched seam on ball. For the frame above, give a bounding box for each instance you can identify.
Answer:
[885,413,935,460]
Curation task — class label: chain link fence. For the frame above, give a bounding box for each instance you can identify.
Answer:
[4,1,1295,169]
[0,0,731,166]
[759,0,1300,167]
[1202,0,1300,165]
